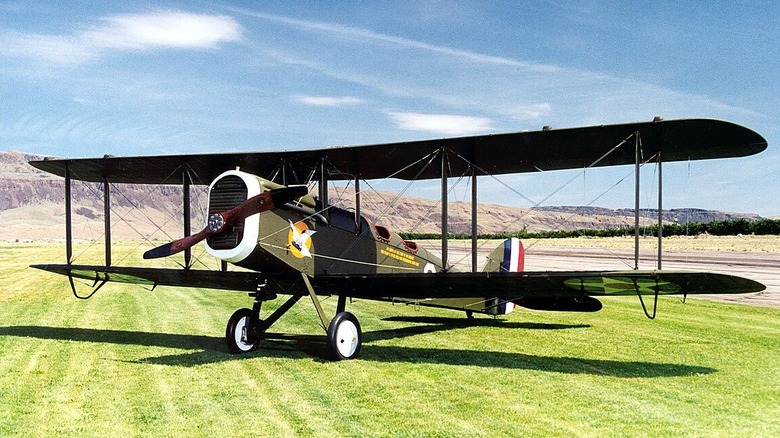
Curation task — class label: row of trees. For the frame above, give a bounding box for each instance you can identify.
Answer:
[399,218,780,241]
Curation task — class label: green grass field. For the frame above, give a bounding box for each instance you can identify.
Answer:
[1,242,779,436]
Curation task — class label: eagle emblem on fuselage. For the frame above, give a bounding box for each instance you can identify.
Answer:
[288,220,316,258]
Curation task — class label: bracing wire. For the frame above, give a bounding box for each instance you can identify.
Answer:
[443,133,648,269]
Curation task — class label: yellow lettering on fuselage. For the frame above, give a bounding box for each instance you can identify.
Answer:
[380,246,420,267]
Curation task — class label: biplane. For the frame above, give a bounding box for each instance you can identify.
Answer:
[29,118,767,360]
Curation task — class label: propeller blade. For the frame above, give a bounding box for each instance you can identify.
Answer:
[142,228,211,260]
[143,185,309,259]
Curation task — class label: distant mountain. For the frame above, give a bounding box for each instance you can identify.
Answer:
[0,151,763,241]
[533,206,762,225]
[1,151,195,241]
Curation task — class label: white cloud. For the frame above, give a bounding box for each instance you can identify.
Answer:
[293,95,364,107]
[85,12,243,50]
[505,103,553,121]
[1,32,95,64]
[388,112,494,135]
[234,8,552,72]
[235,9,763,131]
[1,11,243,64]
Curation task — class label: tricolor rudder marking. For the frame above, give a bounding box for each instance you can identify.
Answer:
[501,238,524,273]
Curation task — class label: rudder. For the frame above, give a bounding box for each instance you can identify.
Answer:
[481,238,525,315]
[483,237,524,273]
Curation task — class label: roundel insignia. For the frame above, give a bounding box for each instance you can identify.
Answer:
[287,220,316,259]
[563,277,682,295]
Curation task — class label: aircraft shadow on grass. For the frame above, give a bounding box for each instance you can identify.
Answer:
[0,324,715,377]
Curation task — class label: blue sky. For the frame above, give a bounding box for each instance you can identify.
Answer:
[2,1,778,216]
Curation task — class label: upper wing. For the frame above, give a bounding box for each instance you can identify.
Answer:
[29,118,766,184]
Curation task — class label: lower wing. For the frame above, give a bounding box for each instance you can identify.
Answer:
[32,264,764,299]
[31,264,272,293]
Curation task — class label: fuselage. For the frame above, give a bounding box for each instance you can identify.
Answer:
[202,170,520,316]
[203,170,443,277]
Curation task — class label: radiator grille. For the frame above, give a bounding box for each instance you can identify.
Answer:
[207,175,248,249]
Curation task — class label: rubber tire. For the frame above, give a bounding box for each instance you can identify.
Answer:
[327,312,362,360]
[226,308,258,354]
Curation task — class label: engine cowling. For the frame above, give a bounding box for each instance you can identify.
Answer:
[205,170,264,263]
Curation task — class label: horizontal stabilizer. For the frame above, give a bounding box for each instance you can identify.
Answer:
[512,296,603,312]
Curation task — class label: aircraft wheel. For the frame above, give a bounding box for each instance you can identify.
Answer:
[226,308,258,354]
[327,312,362,360]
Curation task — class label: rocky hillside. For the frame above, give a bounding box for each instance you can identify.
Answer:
[534,206,761,225]
[0,151,761,241]
[1,151,197,241]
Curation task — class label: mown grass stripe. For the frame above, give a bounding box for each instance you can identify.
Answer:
[1,242,779,436]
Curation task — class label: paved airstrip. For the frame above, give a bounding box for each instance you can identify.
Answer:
[420,242,780,307]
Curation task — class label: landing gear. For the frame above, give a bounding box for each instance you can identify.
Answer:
[226,308,258,353]
[223,274,363,360]
[327,312,362,360]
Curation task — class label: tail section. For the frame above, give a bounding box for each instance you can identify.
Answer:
[391,238,525,317]
[487,238,602,313]
[481,238,525,315]
[391,238,602,316]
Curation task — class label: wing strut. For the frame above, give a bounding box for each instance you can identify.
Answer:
[182,165,192,269]
[657,151,663,269]
[441,148,449,271]
[633,132,641,269]
[632,125,665,271]
[655,118,665,270]
[65,164,73,264]
[471,165,478,272]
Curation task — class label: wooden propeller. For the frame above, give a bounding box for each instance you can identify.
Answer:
[143,186,309,259]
